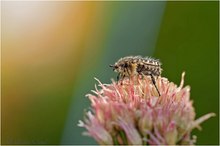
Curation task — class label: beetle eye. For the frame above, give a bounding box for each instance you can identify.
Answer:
[121,63,128,68]
[124,63,128,67]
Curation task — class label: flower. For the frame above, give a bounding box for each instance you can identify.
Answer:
[78,72,215,145]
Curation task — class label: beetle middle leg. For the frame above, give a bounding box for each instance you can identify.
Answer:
[150,74,161,96]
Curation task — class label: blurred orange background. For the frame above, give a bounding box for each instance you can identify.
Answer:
[2,2,105,144]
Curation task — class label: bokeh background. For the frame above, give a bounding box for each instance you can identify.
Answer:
[1,1,219,145]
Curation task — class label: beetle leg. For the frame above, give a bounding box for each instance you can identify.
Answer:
[150,74,161,96]
[117,73,120,82]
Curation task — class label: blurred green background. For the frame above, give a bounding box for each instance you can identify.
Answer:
[2,1,218,145]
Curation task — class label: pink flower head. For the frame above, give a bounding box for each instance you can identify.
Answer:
[78,72,215,145]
